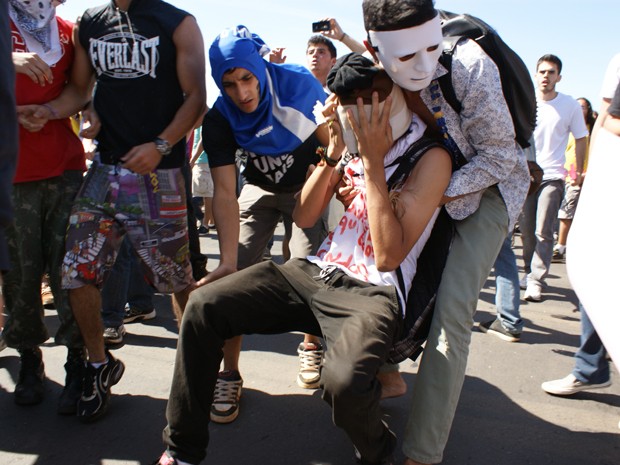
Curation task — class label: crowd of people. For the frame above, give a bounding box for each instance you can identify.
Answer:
[0,0,616,464]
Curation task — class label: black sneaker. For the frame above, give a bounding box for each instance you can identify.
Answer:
[123,306,156,323]
[479,319,521,342]
[15,347,45,405]
[77,351,125,422]
[58,348,85,415]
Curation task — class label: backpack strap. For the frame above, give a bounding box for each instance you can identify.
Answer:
[385,137,441,190]
[437,37,465,115]
[384,136,443,300]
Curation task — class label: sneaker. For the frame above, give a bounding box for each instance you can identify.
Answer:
[197,224,209,235]
[15,347,45,405]
[541,374,611,396]
[78,350,125,422]
[478,319,521,342]
[58,348,85,415]
[103,325,126,345]
[296,342,324,389]
[519,275,528,290]
[210,370,243,424]
[524,281,542,302]
[41,282,54,308]
[552,248,565,263]
[123,305,156,323]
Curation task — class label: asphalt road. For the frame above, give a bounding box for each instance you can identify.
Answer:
[1,227,618,465]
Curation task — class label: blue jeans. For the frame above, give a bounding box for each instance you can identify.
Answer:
[493,235,523,333]
[101,237,155,328]
[573,303,609,384]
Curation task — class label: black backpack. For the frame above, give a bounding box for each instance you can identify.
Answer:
[384,137,455,363]
[437,10,537,149]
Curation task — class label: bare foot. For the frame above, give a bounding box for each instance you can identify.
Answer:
[377,370,407,399]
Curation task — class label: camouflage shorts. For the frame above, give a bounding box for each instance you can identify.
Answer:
[2,171,84,349]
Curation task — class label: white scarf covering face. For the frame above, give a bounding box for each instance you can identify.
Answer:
[8,0,62,66]
[336,83,413,155]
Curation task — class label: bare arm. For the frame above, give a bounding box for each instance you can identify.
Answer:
[349,93,452,271]
[16,21,95,130]
[294,97,345,227]
[189,135,203,167]
[572,136,587,186]
[121,16,207,174]
[320,18,366,54]
[199,164,239,284]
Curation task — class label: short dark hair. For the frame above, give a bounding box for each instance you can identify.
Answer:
[362,0,437,31]
[307,35,337,58]
[537,54,563,74]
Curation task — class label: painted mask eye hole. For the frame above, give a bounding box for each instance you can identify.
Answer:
[398,53,416,63]
[398,44,440,62]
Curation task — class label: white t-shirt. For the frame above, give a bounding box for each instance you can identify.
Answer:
[534,92,589,181]
[600,53,620,100]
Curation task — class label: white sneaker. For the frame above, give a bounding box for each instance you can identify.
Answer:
[296,342,324,389]
[524,281,542,302]
[542,374,611,396]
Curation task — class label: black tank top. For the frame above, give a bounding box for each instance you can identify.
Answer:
[79,0,190,168]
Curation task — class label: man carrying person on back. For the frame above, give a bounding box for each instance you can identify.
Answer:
[360,1,530,463]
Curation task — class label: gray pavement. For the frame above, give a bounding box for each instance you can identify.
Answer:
[1,227,618,465]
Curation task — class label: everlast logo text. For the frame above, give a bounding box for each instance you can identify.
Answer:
[89,33,160,79]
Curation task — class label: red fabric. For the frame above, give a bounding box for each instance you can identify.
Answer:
[12,16,85,184]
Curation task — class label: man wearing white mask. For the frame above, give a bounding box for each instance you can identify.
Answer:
[155,53,452,465]
[3,0,87,414]
[361,1,530,464]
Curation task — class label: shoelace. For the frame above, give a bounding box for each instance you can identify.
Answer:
[212,377,242,404]
[82,365,97,397]
[298,346,324,372]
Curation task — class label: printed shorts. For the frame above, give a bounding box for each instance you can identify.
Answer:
[192,163,214,197]
[558,184,581,220]
[62,162,193,294]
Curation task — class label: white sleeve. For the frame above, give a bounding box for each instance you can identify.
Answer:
[600,53,620,100]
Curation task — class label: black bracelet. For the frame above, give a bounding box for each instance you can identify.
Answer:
[316,146,339,167]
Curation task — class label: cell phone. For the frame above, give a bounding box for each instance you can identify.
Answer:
[312,20,331,32]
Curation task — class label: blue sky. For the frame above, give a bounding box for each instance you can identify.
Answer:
[58,0,619,110]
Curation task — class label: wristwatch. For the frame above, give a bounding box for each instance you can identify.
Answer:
[153,137,172,157]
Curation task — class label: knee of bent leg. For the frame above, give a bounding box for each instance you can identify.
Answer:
[321,356,371,398]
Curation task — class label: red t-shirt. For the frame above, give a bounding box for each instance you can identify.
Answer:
[12,16,85,184]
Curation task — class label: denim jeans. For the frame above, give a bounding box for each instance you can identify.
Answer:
[493,235,523,333]
[520,179,564,285]
[573,303,609,384]
[101,237,154,328]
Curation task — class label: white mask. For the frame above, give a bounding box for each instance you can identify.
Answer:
[368,15,443,91]
[337,84,413,155]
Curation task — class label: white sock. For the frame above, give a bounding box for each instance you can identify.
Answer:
[89,357,108,369]
[555,244,566,254]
